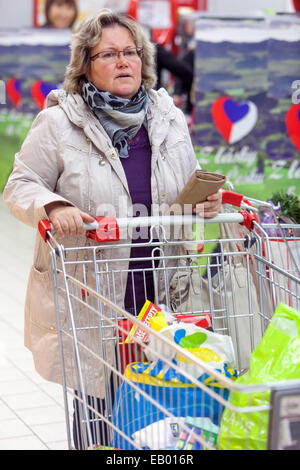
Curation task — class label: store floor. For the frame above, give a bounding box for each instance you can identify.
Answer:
[0,197,69,450]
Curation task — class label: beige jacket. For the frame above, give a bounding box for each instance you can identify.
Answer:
[3,88,198,396]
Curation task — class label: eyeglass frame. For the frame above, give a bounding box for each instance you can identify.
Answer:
[90,47,144,62]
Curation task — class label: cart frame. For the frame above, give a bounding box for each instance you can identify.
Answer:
[40,207,300,451]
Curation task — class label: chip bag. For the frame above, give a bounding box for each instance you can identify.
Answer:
[217,303,300,450]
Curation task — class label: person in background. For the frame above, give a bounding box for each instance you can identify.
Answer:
[173,46,195,115]
[173,17,196,115]
[3,9,222,449]
[138,25,193,93]
[155,42,193,92]
[43,0,78,29]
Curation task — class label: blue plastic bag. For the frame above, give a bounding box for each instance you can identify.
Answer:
[111,361,236,450]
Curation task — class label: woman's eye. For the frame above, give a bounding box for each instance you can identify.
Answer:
[103,52,115,59]
[124,50,136,57]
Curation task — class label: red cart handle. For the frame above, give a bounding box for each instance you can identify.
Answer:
[221,190,244,207]
[38,217,120,243]
[38,219,52,242]
[86,217,119,242]
[238,210,256,231]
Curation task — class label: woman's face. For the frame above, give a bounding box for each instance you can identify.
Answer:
[88,25,142,99]
[48,2,76,29]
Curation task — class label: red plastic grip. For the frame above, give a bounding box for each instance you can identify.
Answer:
[38,219,52,242]
[38,217,120,243]
[86,216,120,242]
[222,190,244,207]
[239,210,256,231]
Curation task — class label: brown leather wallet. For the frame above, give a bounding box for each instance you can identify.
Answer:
[171,170,226,213]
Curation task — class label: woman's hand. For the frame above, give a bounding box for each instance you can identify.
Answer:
[45,202,95,237]
[193,190,222,218]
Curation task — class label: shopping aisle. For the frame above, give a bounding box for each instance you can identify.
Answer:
[0,198,69,450]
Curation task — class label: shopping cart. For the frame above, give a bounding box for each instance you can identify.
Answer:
[220,188,300,310]
[38,193,300,451]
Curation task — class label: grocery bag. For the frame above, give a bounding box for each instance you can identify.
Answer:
[111,361,237,450]
[217,303,300,450]
[144,321,235,379]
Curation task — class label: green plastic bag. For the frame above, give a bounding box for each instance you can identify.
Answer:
[217,302,300,450]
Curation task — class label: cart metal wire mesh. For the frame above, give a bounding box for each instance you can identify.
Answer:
[40,209,300,451]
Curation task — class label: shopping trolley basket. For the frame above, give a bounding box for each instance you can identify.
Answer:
[38,200,300,451]
[221,188,300,310]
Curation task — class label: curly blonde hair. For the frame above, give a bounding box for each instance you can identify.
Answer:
[63,9,157,94]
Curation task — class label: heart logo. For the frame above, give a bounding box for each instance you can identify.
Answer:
[285,104,300,152]
[212,96,258,144]
[31,80,57,110]
[6,78,22,107]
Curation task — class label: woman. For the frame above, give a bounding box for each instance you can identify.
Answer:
[43,0,78,29]
[3,10,222,449]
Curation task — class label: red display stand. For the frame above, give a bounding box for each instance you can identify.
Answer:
[127,0,207,47]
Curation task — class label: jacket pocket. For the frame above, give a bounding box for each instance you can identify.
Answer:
[28,265,66,332]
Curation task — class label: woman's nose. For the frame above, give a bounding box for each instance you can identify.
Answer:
[116,51,129,65]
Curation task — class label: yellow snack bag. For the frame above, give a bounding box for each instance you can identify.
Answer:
[149,311,169,332]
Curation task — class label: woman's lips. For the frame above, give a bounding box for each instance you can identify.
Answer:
[115,74,132,79]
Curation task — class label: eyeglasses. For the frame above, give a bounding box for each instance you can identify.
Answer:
[90,47,143,63]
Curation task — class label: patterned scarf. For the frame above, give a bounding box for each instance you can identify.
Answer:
[82,81,148,158]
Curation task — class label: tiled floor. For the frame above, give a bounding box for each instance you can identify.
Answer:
[0,197,70,450]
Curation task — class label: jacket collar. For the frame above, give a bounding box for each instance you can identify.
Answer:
[46,88,176,148]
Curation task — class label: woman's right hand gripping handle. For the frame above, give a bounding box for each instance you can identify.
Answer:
[45,202,95,238]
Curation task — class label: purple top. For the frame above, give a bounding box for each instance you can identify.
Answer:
[120,125,158,315]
